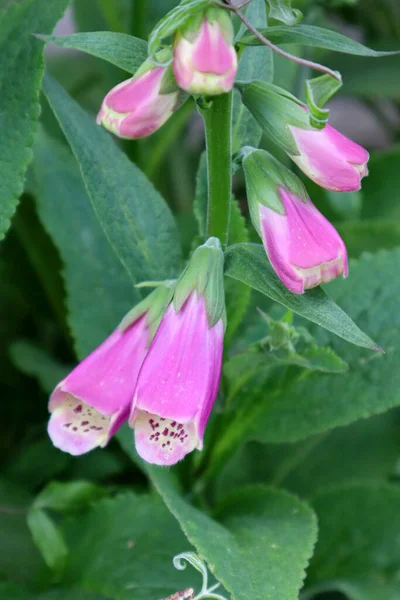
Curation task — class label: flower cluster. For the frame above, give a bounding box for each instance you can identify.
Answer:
[97,8,238,138]
[49,4,371,467]
[48,239,225,466]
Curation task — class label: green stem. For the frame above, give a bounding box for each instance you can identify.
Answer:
[200,92,233,247]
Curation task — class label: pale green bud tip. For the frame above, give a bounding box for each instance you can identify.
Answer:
[173,238,226,329]
[119,281,176,343]
[243,148,309,233]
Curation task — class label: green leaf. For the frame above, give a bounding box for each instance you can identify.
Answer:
[42,74,182,292]
[0,0,70,241]
[306,74,342,129]
[0,584,109,600]
[216,410,400,500]
[118,447,318,600]
[304,483,400,599]
[240,24,400,56]
[62,493,201,600]
[0,479,45,585]
[266,0,303,25]
[27,508,68,576]
[39,32,147,73]
[10,340,71,394]
[220,248,400,447]
[224,243,378,350]
[32,129,136,359]
[34,481,105,512]
[232,0,273,152]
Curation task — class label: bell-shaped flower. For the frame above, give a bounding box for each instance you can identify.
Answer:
[129,238,226,466]
[240,81,369,192]
[97,49,181,139]
[173,8,237,95]
[48,284,175,455]
[242,148,348,294]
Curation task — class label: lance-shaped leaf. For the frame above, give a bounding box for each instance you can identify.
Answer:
[239,24,400,56]
[38,32,147,73]
[42,74,182,291]
[224,243,378,350]
[0,0,70,241]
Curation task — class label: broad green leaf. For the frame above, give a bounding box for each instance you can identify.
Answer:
[232,0,273,152]
[119,455,317,600]
[216,410,400,500]
[10,340,71,393]
[224,243,378,349]
[219,248,400,448]
[240,24,400,56]
[4,439,69,492]
[337,220,400,258]
[0,0,70,241]
[266,0,302,25]
[27,508,68,575]
[39,32,147,73]
[62,493,201,600]
[32,130,136,358]
[42,74,182,291]
[0,584,109,600]
[304,483,400,599]
[34,481,105,512]
[0,585,110,600]
[148,0,208,58]
[0,479,45,585]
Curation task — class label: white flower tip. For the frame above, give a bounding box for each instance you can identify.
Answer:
[48,396,110,456]
[133,410,198,466]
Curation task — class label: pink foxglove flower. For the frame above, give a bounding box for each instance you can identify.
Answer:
[97,50,181,139]
[173,8,237,95]
[289,123,369,192]
[240,81,369,192]
[242,148,348,294]
[259,188,348,294]
[129,238,226,466]
[48,285,174,455]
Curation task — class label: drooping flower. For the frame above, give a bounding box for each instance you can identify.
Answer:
[242,147,348,294]
[97,49,181,139]
[240,81,369,192]
[173,8,237,95]
[48,284,175,455]
[129,238,226,466]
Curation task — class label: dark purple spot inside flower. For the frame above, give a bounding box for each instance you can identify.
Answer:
[81,421,89,426]
[162,428,169,436]
[73,427,78,431]
[74,405,82,413]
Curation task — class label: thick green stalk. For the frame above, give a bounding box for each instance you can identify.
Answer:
[201,92,233,247]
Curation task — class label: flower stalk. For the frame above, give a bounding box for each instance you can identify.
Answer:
[199,91,233,247]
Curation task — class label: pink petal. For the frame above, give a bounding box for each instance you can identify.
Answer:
[192,20,234,75]
[260,188,348,293]
[290,124,369,192]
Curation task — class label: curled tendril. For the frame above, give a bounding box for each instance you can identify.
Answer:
[172,552,228,600]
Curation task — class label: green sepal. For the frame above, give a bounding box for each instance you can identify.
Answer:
[173,237,226,329]
[119,280,176,344]
[306,73,342,129]
[135,48,173,75]
[178,6,234,45]
[241,147,309,235]
[237,81,310,155]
